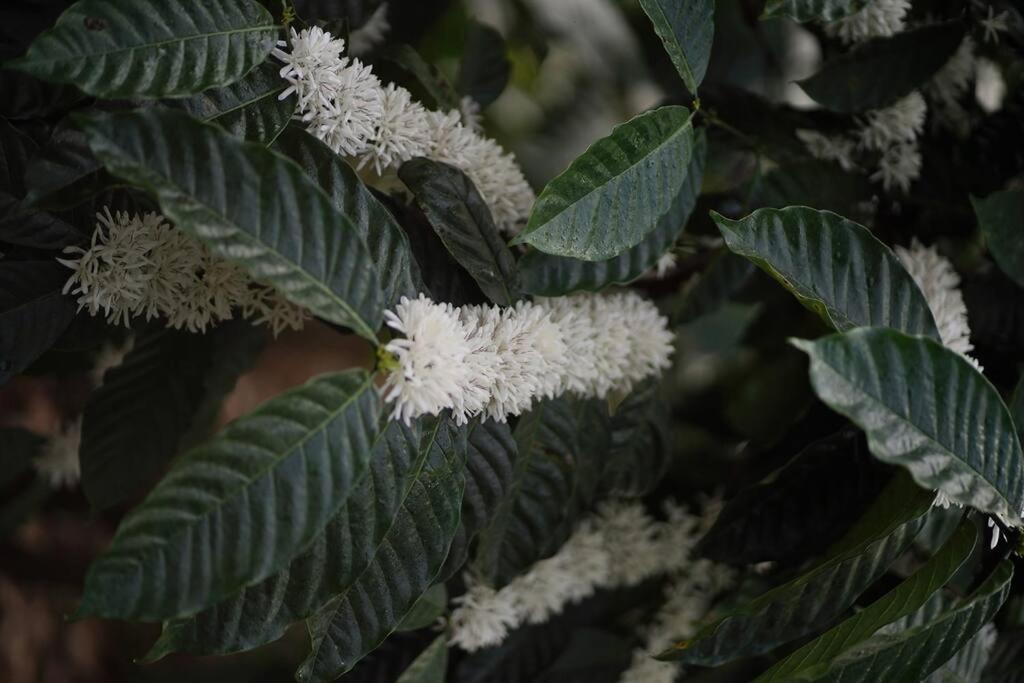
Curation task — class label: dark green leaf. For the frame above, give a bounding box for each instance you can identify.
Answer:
[0,195,84,249]
[176,61,297,144]
[273,124,422,307]
[396,636,448,683]
[9,0,276,98]
[757,521,979,681]
[601,381,671,497]
[639,0,714,94]
[793,327,1024,523]
[660,474,933,665]
[699,430,886,565]
[380,45,460,112]
[400,157,520,305]
[0,68,84,121]
[77,370,379,621]
[296,418,467,681]
[24,121,108,210]
[750,160,874,217]
[713,206,940,338]
[671,250,757,325]
[76,108,385,340]
[458,21,510,108]
[397,584,448,632]
[1,117,38,197]
[762,0,869,23]
[515,106,695,261]
[798,21,966,113]
[519,129,706,296]
[973,190,1024,289]
[0,260,77,385]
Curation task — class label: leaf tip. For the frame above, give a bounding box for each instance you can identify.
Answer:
[788,337,815,355]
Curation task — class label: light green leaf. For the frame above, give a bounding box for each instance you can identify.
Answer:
[757,521,978,681]
[514,106,695,261]
[713,206,940,338]
[762,0,869,23]
[972,190,1024,289]
[9,0,276,98]
[660,473,933,666]
[76,370,379,621]
[793,327,1024,523]
[396,636,448,683]
[639,0,713,94]
[519,129,706,296]
[76,108,384,340]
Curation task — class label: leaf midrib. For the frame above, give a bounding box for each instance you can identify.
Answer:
[642,0,696,89]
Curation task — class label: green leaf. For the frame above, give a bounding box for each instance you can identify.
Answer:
[671,251,756,325]
[23,121,110,211]
[80,321,266,509]
[76,370,379,621]
[515,106,695,261]
[926,621,998,682]
[757,521,979,681]
[75,108,385,340]
[396,636,448,683]
[699,430,887,565]
[798,21,966,113]
[660,473,933,666]
[790,561,1012,681]
[458,21,510,108]
[176,61,297,144]
[0,68,84,121]
[518,129,706,296]
[400,157,520,305]
[750,160,875,217]
[713,206,940,338]
[973,190,1024,289]
[380,45,461,112]
[0,196,84,249]
[8,0,276,98]
[146,418,456,658]
[397,584,448,632]
[638,0,713,94]
[296,418,467,681]
[793,327,1024,523]
[0,260,78,385]
[1,116,37,197]
[761,0,869,23]
[474,398,578,586]
[601,381,672,497]
[272,124,422,308]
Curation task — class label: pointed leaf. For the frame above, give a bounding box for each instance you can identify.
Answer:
[798,21,966,113]
[400,157,520,305]
[8,0,276,98]
[762,0,869,22]
[713,206,940,338]
[395,636,448,683]
[519,129,706,296]
[77,370,379,621]
[515,106,695,261]
[794,327,1024,523]
[0,260,77,384]
[639,0,713,94]
[660,474,933,665]
[973,190,1024,289]
[75,108,384,340]
[458,21,510,108]
[296,418,467,680]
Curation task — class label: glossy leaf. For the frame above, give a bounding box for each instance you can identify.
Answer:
[639,0,713,94]
[762,0,869,22]
[515,106,695,261]
[395,636,448,683]
[713,206,940,338]
[519,129,706,296]
[660,474,933,665]
[296,418,467,681]
[757,521,979,681]
[76,370,379,621]
[177,61,296,144]
[794,328,1024,524]
[397,584,448,632]
[973,190,1024,289]
[76,108,385,340]
[0,260,77,385]
[458,21,510,108]
[9,0,276,98]
[798,21,966,113]
[400,158,520,305]
[273,125,422,308]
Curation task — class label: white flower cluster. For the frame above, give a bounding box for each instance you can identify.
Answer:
[449,499,716,652]
[825,0,911,44]
[347,3,391,56]
[798,91,927,193]
[59,209,307,335]
[927,37,977,136]
[33,417,82,489]
[894,239,974,358]
[273,27,535,233]
[381,292,674,425]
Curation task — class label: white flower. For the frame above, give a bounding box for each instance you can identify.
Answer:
[359,83,432,174]
[348,3,391,56]
[448,577,520,651]
[825,0,910,43]
[273,27,348,112]
[979,5,1010,44]
[654,252,677,278]
[859,91,927,150]
[244,287,309,337]
[460,95,484,132]
[975,58,1006,113]
[796,129,858,171]
[595,501,664,585]
[91,337,134,385]
[871,141,921,192]
[928,37,976,136]
[34,418,82,489]
[310,58,385,157]
[894,239,975,357]
[620,652,679,683]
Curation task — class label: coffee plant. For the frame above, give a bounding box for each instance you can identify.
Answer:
[1,0,1023,680]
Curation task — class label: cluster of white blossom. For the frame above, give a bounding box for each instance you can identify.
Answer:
[273,27,534,233]
[927,37,977,136]
[347,3,391,56]
[59,209,306,336]
[825,0,911,43]
[33,418,83,489]
[449,499,719,652]
[381,292,674,425]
